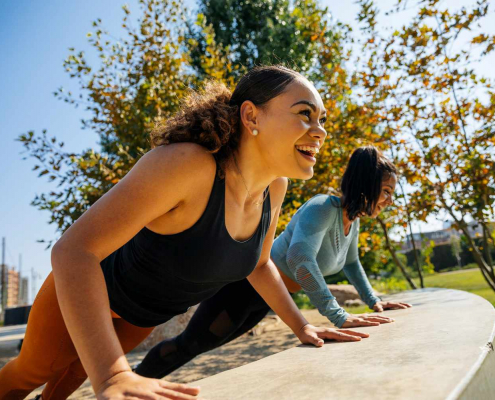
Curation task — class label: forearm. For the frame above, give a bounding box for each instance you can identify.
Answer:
[52,248,130,393]
[343,260,380,308]
[248,259,308,334]
[285,246,349,327]
[303,289,349,328]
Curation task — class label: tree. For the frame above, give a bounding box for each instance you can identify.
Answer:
[19,0,197,244]
[356,0,495,291]
[18,0,408,283]
[187,0,329,78]
[19,0,367,244]
[377,217,418,289]
[451,233,462,269]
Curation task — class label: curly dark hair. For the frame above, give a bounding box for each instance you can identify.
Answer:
[340,146,397,220]
[150,65,303,174]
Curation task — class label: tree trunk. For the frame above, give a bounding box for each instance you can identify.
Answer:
[437,194,495,292]
[482,223,494,269]
[377,217,418,290]
[396,178,424,287]
[457,223,495,292]
[407,220,424,288]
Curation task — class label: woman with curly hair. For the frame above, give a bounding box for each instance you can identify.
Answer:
[134,145,412,380]
[0,65,368,400]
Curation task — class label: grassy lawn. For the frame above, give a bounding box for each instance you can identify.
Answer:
[346,268,495,313]
[294,268,495,315]
[416,269,495,306]
[293,292,374,315]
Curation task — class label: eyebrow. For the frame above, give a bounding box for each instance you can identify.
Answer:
[291,100,327,115]
[384,185,394,189]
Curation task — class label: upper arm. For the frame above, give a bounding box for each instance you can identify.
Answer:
[52,143,217,263]
[288,195,334,255]
[344,219,360,265]
[254,177,288,268]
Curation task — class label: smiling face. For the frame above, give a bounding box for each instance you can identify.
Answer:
[242,78,327,179]
[370,173,397,218]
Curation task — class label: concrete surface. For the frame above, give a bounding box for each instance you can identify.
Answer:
[190,288,495,400]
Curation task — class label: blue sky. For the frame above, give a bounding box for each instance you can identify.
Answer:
[1,0,493,300]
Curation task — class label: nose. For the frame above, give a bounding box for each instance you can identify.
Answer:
[309,125,327,141]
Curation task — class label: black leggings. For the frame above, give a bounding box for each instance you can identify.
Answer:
[135,279,271,378]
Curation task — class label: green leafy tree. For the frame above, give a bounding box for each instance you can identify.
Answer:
[187,0,329,78]
[19,0,194,244]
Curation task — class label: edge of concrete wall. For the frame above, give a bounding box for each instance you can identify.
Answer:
[448,318,495,400]
[190,289,495,400]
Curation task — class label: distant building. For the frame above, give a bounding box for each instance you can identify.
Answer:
[401,221,485,253]
[442,220,485,238]
[6,268,20,308]
[0,268,29,308]
[19,277,29,306]
[401,229,455,252]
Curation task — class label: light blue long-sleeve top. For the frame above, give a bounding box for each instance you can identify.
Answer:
[271,194,381,328]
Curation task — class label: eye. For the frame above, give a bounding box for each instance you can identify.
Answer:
[299,109,327,125]
[299,109,311,118]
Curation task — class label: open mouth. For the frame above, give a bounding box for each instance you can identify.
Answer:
[295,145,319,159]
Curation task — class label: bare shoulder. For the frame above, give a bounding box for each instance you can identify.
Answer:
[52,143,217,261]
[122,143,217,207]
[138,143,216,180]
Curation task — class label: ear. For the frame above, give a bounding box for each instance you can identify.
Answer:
[239,100,260,136]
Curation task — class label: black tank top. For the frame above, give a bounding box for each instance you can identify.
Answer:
[101,173,271,327]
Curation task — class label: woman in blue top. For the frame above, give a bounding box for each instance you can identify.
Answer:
[135,146,412,379]
[272,146,412,329]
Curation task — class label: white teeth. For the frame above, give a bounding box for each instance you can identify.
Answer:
[295,145,319,155]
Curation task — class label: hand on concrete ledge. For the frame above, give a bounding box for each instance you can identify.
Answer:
[95,371,202,400]
[341,313,394,328]
[372,301,412,312]
[296,323,369,347]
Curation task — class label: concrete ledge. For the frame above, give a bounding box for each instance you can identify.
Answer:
[190,289,495,400]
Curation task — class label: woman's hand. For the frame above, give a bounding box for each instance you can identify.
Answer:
[96,371,202,400]
[296,324,370,347]
[373,301,412,312]
[341,313,394,328]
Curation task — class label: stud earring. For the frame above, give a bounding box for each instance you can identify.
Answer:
[252,129,259,136]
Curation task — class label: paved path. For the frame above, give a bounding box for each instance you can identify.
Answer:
[0,324,26,343]
[438,268,479,275]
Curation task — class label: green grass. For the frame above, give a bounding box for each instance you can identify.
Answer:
[293,268,495,315]
[416,269,495,306]
[344,268,495,313]
[292,291,374,314]
[342,304,372,314]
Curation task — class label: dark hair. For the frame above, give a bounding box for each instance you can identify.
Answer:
[150,65,303,174]
[340,146,397,220]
